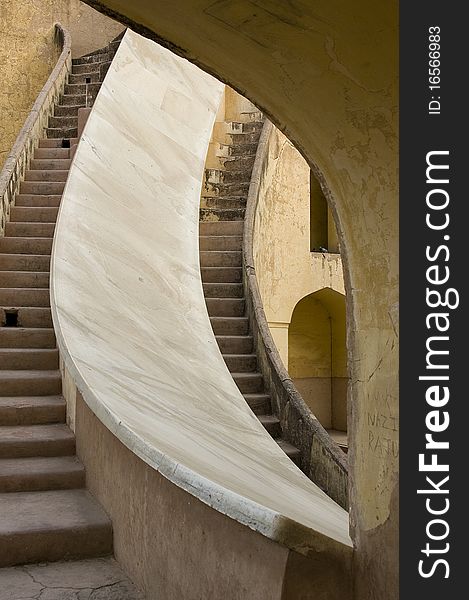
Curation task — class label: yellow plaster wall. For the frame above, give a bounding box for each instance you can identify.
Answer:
[0,0,122,169]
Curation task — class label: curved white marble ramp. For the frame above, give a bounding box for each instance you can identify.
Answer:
[51,30,351,554]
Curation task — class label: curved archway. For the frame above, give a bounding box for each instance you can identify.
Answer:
[289,289,347,447]
[79,2,398,597]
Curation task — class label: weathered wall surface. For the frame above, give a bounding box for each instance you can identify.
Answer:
[0,0,122,169]
[77,1,398,597]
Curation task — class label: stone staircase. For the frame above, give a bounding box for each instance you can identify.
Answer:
[0,41,122,572]
[200,114,301,464]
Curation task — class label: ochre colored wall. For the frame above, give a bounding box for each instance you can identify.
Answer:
[0,0,122,169]
[74,1,399,596]
[289,290,347,431]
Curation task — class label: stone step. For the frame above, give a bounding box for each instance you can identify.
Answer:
[0,254,50,272]
[72,52,112,66]
[200,196,247,210]
[19,181,65,196]
[34,147,70,159]
[205,168,250,185]
[227,120,264,134]
[200,266,242,283]
[0,424,73,458]
[5,221,56,235]
[0,328,55,349]
[216,335,253,354]
[60,93,88,106]
[199,250,242,267]
[199,220,244,236]
[258,414,281,437]
[243,393,272,416]
[25,169,68,182]
[29,159,71,171]
[1,307,53,328]
[203,282,243,298]
[0,456,84,493]
[38,139,64,148]
[199,235,242,251]
[0,237,52,255]
[210,317,249,336]
[218,140,258,156]
[276,439,301,464]
[0,371,61,397]
[201,182,250,198]
[0,288,50,307]
[0,272,49,288]
[15,196,61,207]
[205,298,244,317]
[46,127,78,139]
[68,72,101,85]
[54,104,83,117]
[232,372,263,394]
[223,354,257,373]
[220,154,256,171]
[200,208,246,223]
[9,206,59,222]
[48,116,78,130]
[0,349,58,371]
[0,489,112,566]
[64,82,100,96]
[0,395,64,425]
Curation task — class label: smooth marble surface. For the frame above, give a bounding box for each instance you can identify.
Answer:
[51,30,351,553]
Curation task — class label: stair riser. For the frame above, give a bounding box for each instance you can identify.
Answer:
[199,237,242,251]
[211,318,248,336]
[0,436,73,459]
[205,169,250,185]
[223,355,257,372]
[0,238,52,255]
[199,252,242,268]
[19,182,65,196]
[200,267,242,283]
[34,148,70,159]
[0,255,51,272]
[64,83,100,96]
[60,94,87,106]
[72,53,112,66]
[0,330,55,349]
[0,378,61,397]
[0,289,50,307]
[0,468,84,493]
[0,272,49,288]
[15,194,62,208]
[1,308,53,329]
[245,396,272,416]
[46,127,78,139]
[0,401,64,425]
[0,349,58,370]
[29,159,71,171]
[25,170,68,183]
[261,420,282,437]
[228,121,263,134]
[10,207,59,222]
[220,155,256,171]
[5,222,56,235]
[201,182,250,198]
[68,72,101,85]
[199,221,244,236]
[233,376,263,394]
[48,117,78,130]
[200,197,247,210]
[216,336,253,354]
[205,299,245,317]
[200,209,246,222]
[0,523,112,567]
[203,283,243,298]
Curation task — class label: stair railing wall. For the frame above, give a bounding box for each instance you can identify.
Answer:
[0,23,72,236]
[243,120,349,510]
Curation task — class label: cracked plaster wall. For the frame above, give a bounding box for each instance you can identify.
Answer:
[0,0,122,169]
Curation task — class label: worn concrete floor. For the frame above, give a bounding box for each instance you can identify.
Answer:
[0,557,144,600]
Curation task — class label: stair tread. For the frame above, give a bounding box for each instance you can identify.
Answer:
[0,423,73,441]
[276,439,301,455]
[0,455,83,477]
[0,489,110,534]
